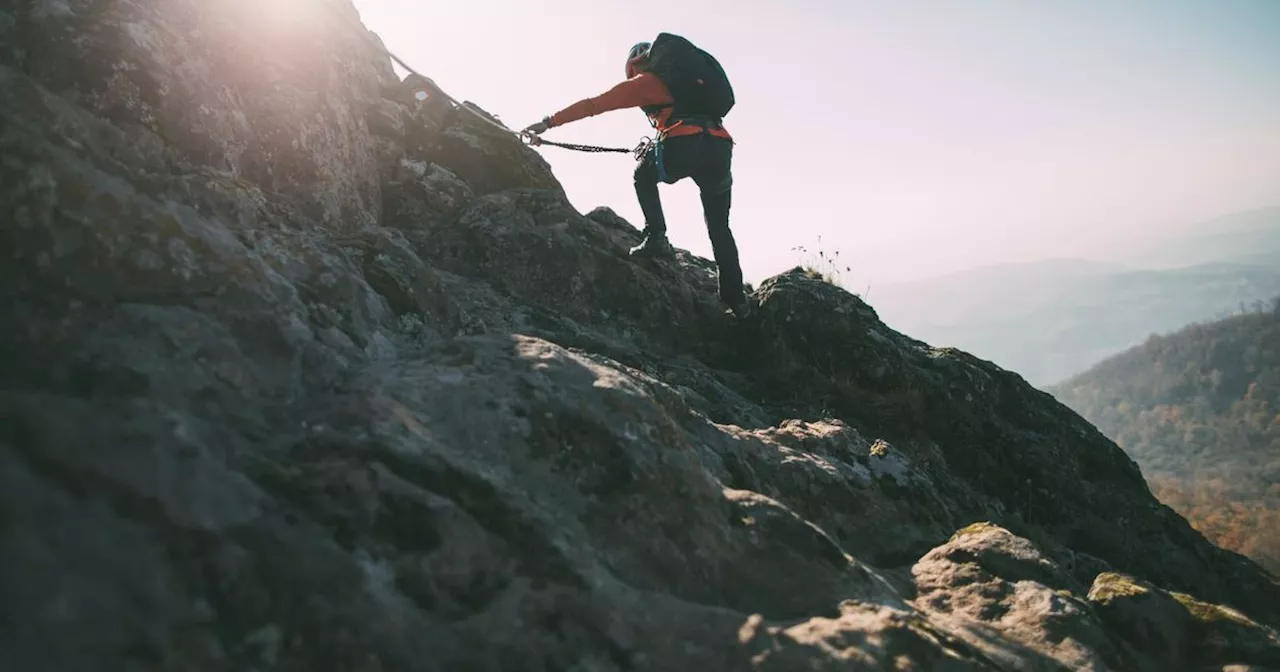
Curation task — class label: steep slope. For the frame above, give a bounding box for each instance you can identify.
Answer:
[2,1,1279,670]
[872,258,1280,387]
[1050,308,1280,574]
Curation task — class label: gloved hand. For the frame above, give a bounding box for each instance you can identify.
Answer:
[522,116,552,136]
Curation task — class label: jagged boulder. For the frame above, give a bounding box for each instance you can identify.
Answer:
[912,523,1128,671]
[711,419,963,567]
[380,80,565,208]
[4,0,1280,670]
[1088,572,1280,671]
[744,271,1280,622]
[741,523,1280,671]
[737,601,994,670]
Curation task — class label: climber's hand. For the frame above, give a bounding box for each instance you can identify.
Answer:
[522,117,551,136]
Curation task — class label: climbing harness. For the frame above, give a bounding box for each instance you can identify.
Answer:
[385,49,643,159]
[651,136,669,182]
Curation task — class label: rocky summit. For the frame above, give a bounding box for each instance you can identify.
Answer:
[2,2,1278,671]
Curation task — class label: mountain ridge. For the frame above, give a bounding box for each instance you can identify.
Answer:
[872,253,1280,386]
[2,1,1278,669]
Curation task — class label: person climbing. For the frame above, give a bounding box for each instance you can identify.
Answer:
[522,33,750,318]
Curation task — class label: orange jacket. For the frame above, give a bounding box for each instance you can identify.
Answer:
[547,72,733,141]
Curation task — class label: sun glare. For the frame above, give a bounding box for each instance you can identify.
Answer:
[256,0,320,26]
[229,0,330,47]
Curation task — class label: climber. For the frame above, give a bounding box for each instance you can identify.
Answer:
[522,33,749,317]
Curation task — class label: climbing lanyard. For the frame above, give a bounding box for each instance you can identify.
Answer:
[385,49,644,159]
[302,0,644,158]
[526,137,633,155]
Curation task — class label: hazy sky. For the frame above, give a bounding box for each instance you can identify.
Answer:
[350,0,1280,287]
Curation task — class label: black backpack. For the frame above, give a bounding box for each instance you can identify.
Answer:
[643,33,735,121]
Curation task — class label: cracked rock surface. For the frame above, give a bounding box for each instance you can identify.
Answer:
[2,1,1278,670]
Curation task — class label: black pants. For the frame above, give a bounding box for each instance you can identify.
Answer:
[634,133,743,306]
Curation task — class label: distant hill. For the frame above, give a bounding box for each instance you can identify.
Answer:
[871,259,1280,386]
[869,258,1133,329]
[1126,206,1280,270]
[1048,306,1280,574]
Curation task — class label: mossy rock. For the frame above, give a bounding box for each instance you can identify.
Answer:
[949,521,1001,542]
[1088,573,1280,669]
[1172,591,1259,627]
[1087,572,1192,666]
[1088,572,1152,604]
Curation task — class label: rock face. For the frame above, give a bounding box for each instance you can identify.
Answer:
[2,1,1278,670]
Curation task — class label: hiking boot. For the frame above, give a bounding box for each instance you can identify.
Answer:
[629,231,674,259]
[725,295,754,319]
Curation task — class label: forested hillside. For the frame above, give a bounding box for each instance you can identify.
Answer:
[1051,301,1280,573]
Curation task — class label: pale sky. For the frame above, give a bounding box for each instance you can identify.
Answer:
[351,0,1280,287]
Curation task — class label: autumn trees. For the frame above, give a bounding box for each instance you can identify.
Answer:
[1050,303,1280,574]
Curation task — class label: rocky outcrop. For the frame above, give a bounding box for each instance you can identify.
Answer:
[2,1,1279,670]
[1088,572,1280,671]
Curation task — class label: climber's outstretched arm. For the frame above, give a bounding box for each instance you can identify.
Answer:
[546,73,670,128]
